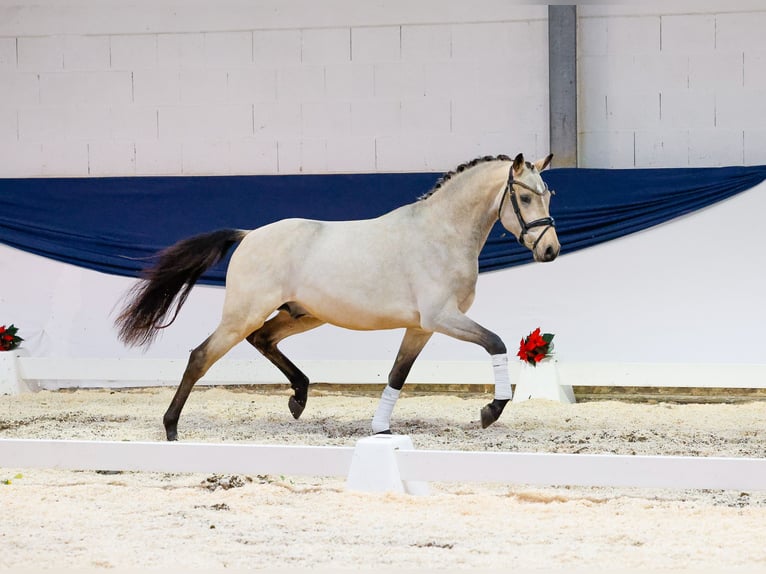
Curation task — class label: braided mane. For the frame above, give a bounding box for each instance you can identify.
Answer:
[418,154,512,201]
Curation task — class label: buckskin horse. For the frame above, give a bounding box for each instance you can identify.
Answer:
[115,153,560,440]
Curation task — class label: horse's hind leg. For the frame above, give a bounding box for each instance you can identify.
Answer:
[371,328,433,434]
[246,307,324,420]
[164,323,250,441]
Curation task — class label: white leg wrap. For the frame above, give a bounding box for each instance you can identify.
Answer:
[492,353,513,400]
[371,385,400,433]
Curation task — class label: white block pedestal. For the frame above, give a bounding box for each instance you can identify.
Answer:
[346,434,429,495]
[0,349,30,395]
[512,360,576,404]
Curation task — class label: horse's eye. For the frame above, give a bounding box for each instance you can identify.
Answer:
[520,195,532,205]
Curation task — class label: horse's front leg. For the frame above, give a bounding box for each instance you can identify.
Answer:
[422,310,511,429]
[372,328,433,434]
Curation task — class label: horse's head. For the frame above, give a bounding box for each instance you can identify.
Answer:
[498,153,560,263]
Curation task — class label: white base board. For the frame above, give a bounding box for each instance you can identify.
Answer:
[4,356,766,394]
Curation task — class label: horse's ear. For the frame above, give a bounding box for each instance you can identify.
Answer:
[535,154,553,172]
[512,153,525,174]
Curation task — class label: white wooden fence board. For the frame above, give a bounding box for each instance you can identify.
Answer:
[0,439,354,477]
[2,438,766,492]
[395,450,766,491]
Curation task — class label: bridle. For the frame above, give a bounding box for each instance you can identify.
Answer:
[497,174,556,250]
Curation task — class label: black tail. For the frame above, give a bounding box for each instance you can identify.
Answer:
[115,228,247,348]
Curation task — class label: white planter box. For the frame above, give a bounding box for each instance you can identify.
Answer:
[0,348,30,395]
[512,360,576,404]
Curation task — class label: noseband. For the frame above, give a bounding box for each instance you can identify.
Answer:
[497,176,556,250]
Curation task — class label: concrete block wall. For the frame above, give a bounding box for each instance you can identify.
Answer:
[0,2,549,177]
[578,4,766,168]
[2,2,765,176]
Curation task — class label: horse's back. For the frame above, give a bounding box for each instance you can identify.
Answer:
[235,209,418,272]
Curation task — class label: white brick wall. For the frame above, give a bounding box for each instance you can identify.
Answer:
[1,72,38,105]
[133,69,181,105]
[18,107,66,142]
[661,15,714,53]
[579,5,766,168]
[716,10,766,50]
[134,140,181,175]
[351,27,399,62]
[0,37,15,68]
[157,34,204,68]
[41,141,88,175]
[745,130,766,164]
[17,36,63,71]
[325,63,374,99]
[228,138,278,173]
[0,141,41,176]
[401,25,451,61]
[39,71,132,105]
[63,35,110,70]
[88,141,136,176]
[302,28,350,64]
[302,101,351,137]
[401,98,451,134]
[0,107,17,140]
[0,1,548,177]
[110,35,158,69]
[3,2,763,176]
[252,30,301,64]
[227,68,277,102]
[203,32,251,67]
[276,65,325,101]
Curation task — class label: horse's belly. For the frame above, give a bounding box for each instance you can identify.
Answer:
[297,293,421,331]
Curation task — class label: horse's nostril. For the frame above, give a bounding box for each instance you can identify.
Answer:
[545,245,556,260]
[541,245,559,262]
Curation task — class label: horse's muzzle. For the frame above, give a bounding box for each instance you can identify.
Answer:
[541,244,559,262]
[533,241,560,263]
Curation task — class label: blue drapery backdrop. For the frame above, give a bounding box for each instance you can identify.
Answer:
[1,165,765,284]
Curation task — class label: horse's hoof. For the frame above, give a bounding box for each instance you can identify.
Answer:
[480,399,509,429]
[480,405,497,429]
[288,396,305,419]
[165,430,178,442]
[375,429,392,435]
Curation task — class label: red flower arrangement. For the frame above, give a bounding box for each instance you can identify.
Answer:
[0,324,23,351]
[517,327,555,367]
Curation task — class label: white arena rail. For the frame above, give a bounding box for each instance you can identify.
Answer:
[0,439,354,477]
[3,354,766,394]
[1,436,765,494]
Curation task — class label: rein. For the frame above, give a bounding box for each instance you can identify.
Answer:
[497,176,556,250]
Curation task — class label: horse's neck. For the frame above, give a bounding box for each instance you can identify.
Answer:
[421,161,509,246]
